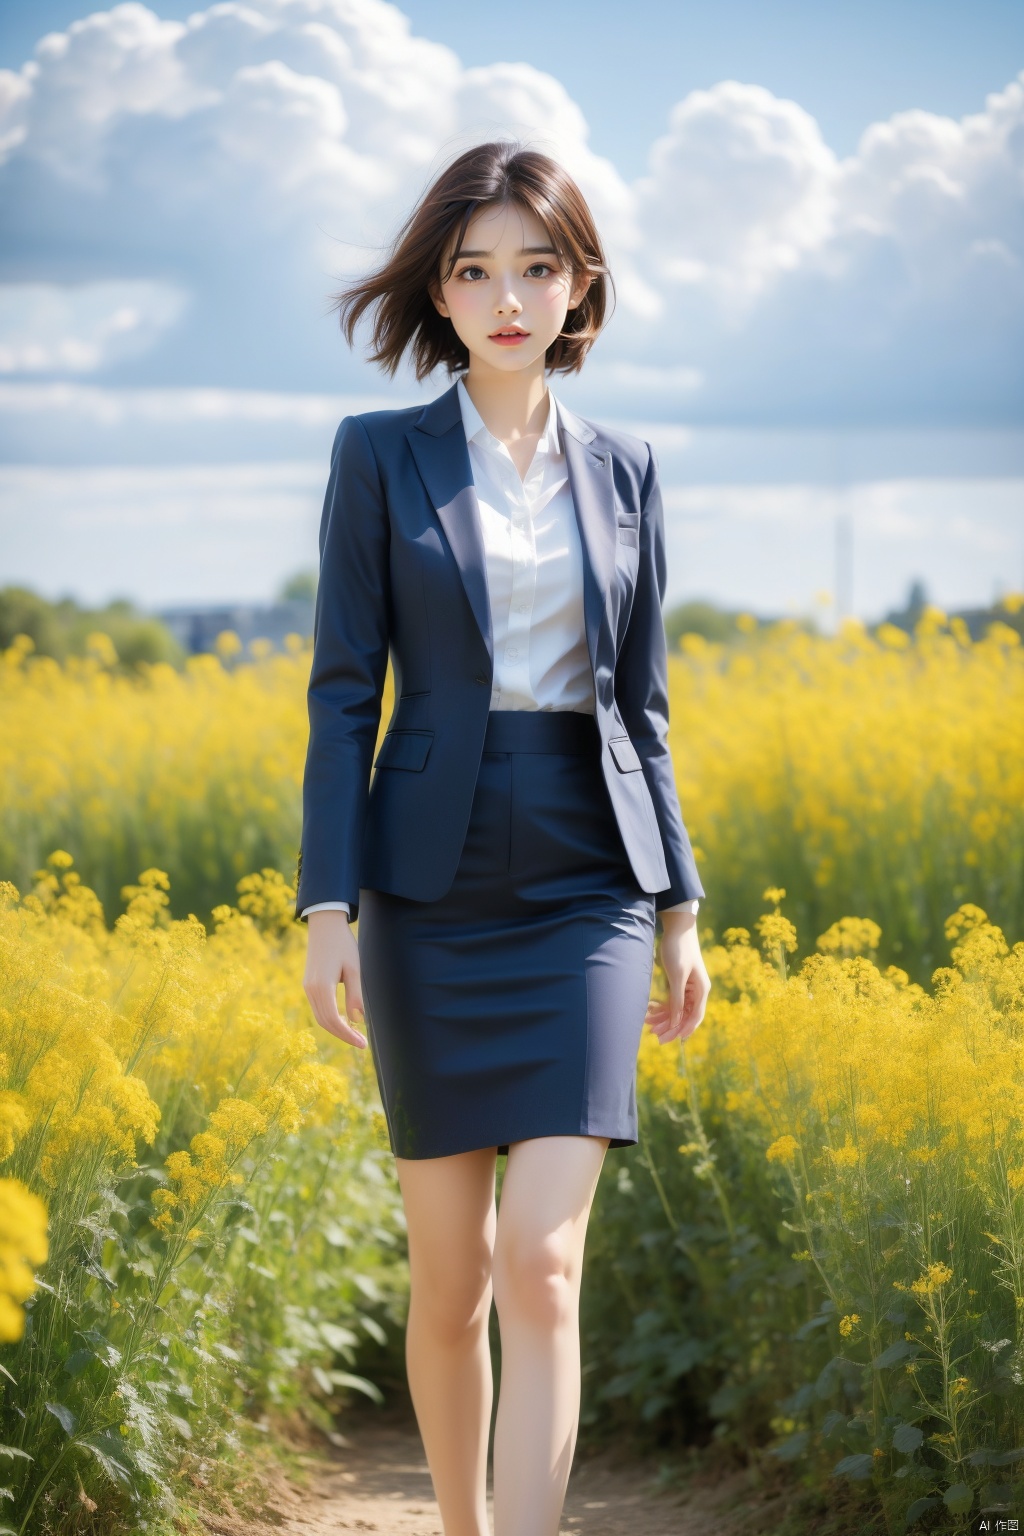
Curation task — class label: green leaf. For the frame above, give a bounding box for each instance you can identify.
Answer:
[63,1349,96,1378]
[872,1339,919,1369]
[45,1402,76,1438]
[794,1313,832,1340]
[833,1453,876,1480]
[815,1357,841,1399]
[329,1371,384,1405]
[990,1447,1024,1466]
[320,1322,358,1352]
[768,1430,809,1461]
[0,1448,32,1464]
[942,1483,973,1515]
[641,1393,669,1422]
[351,1274,381,1302]
[904,1495,941,1525]
[892,1424,924,1454]
[360,1316,387,1347]
[78,1431,135,1489]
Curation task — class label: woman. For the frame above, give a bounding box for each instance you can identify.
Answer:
[296,140,711,1536]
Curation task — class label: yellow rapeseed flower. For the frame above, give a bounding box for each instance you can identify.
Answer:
[766,1135,800,1164]
[0,1178,49,1343]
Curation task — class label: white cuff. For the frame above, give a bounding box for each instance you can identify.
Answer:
[301,901,351,918]
[661,899,700,915]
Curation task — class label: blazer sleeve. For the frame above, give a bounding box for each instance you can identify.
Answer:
[295,416,391,925]
[614,441,706,908]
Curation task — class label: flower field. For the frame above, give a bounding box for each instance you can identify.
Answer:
[584,892,1024,1531]
[1,606,1022,1533]
[0,857,407,1534]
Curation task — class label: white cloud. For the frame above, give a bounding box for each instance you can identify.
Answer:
[0,379,403,424]
[0,458,329,605]
[636,82,838,304]
[0,280,188,373]
[0,2,1020,421]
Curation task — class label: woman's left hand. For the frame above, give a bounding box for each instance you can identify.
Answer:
[645,909,711,1043]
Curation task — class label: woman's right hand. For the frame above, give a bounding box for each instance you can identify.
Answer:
[302,911,367,1049]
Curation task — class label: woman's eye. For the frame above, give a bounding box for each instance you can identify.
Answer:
[456,265,486,281]
[526,263,554,278]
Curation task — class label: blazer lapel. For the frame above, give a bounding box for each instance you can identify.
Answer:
[407,383,493,665]
[558,402,617,682]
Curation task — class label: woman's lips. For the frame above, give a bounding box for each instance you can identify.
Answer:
[489,331,529,346]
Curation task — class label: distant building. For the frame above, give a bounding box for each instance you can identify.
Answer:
[154,597,314,656]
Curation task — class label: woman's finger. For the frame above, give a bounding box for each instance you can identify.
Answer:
[304,983,367,1048]
[670,963,690,1029]
[341,962,365,1022]
[328,1017,368,1049]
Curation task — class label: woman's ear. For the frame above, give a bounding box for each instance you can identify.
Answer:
[429,277,450,319]
[567,272,592,312]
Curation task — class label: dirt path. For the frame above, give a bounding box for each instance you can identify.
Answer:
[200,1414,792,1536]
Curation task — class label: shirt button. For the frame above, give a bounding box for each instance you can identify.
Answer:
[506,648,519,660]
[516,604,528,614]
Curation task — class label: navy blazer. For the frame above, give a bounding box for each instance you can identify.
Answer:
[294,380,705,924]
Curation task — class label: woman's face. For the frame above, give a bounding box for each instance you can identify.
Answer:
[432,200,590,375]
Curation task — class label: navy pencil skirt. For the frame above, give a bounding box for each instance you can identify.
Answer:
[357,709,658,1159]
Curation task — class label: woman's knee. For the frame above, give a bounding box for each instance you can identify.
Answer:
[409,1241,493,1346]
[492,1230,578,1333]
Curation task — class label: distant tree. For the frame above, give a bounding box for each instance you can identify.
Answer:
[0,585,183,669]
[0,586,66,657]
[278,569,317,603]
[664,599,744,646]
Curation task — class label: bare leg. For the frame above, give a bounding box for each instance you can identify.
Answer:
[394,1148,497,1536]
[491,1135,609,1536]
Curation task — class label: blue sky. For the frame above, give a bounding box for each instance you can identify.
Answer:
[0,0,1021,618]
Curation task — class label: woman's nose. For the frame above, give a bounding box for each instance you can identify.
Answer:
[494,287,522,316]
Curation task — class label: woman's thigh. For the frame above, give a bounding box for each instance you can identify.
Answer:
[396,1148,499,1331]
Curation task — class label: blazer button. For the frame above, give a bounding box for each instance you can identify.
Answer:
[475,673,488,686]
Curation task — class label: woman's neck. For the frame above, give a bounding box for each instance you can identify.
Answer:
[461,362,550,450]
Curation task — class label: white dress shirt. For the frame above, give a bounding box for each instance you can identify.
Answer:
[459,377,595,715]
[301,379,697,919]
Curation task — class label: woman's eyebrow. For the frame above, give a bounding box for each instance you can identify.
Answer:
[454,245,558,258]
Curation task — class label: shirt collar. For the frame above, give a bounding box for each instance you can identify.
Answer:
[455,377,562,460]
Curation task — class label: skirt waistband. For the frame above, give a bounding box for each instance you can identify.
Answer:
[483,709,599,756]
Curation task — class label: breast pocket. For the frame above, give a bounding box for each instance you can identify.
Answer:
[617,520,639,548]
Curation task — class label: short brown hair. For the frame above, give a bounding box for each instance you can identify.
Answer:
[332,140,612,380]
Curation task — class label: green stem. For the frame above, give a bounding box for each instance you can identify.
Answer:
[18,1439,72,1536]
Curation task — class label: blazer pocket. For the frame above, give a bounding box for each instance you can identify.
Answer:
[375,728,433,772]
[617,526,639,547]
[608,734,643,772]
